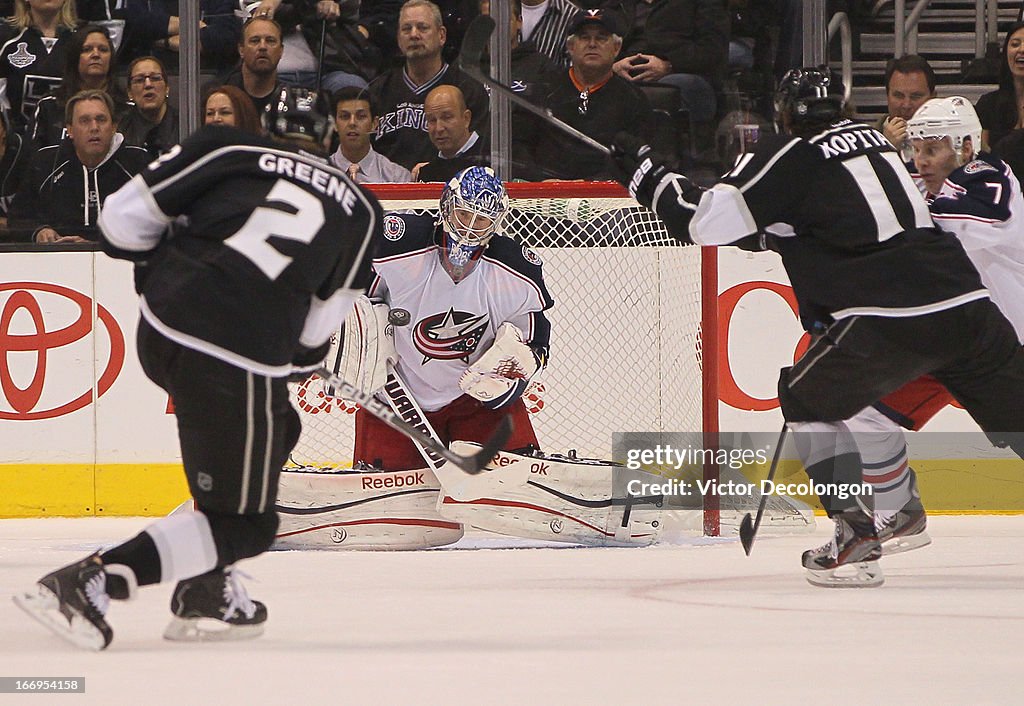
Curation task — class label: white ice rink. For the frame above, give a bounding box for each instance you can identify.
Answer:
[0,516,1021,705]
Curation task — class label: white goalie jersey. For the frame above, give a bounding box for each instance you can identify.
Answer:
[912,153,1024,340]
[367,213,554,411]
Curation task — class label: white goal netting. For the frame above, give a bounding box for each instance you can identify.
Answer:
[287,182,714,470]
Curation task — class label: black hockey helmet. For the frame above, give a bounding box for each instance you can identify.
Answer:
[774,66,845,132]
[269,87,329,145]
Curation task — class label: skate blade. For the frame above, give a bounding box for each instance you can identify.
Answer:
[882,531,931,556]
[12,585,109,651]
[163,616,265,642]
[805,561,884,588]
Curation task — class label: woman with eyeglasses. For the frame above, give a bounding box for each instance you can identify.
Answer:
[119,55,180,156]
[0,0,80,135]
[31,23,128,147]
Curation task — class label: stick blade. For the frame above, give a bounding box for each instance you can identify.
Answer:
[459,15,495,77]
[461,415,513,474]
[738,512,755,555]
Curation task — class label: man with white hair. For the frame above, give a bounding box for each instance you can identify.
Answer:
[526,7,653,180]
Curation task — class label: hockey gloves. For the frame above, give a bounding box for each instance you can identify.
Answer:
[610,132,672,208]
[460,323,541,410]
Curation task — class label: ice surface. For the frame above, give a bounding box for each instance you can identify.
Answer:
[0,516,1021,705]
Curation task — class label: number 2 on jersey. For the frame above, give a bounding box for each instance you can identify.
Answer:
[225,179,326,280]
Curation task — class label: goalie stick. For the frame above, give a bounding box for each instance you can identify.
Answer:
[459,15,611,156]
[313,366,511,474]
[739,423,789,555]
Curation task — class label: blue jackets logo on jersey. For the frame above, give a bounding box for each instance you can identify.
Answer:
[413,308,489,363]
[383,214,406,241]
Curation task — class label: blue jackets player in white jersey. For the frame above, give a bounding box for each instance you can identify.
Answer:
[338,166,553,470]
[845,96,1024,555]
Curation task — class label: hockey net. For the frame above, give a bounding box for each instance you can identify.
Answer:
[286,182,808,536]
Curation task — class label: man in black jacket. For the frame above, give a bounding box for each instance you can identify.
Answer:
[0,111,30,236]
[8,90,150,243]
[606,0,729,123]
[250,0,382,92]
[525,8,654,180]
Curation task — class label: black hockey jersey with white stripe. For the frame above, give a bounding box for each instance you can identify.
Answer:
[658,119,987,322]
[99,125,381,376]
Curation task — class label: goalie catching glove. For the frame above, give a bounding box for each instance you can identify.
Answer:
[459,323,542,410]
[335,295,397,397]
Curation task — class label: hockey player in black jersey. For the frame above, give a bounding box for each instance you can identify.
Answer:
[13,105,381,649]
[611,66,1024,588]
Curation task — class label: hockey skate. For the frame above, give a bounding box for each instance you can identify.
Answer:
[13,553,114,651]
[802,509,884,588]
[164,566,267,641]
[877,496,931,556]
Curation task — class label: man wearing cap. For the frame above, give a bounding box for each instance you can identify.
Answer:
[522,8,654,180]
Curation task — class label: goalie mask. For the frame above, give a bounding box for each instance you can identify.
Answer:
[437,166,509,282]
[774,66,845,134]
[906,96,981,163]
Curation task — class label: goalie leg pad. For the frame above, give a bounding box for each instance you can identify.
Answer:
[334,295,397,398]
[437,445,664,547]
[274,468,463,550]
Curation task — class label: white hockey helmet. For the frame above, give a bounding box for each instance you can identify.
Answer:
[906,96,982,156]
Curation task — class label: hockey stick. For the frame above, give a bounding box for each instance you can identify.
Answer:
[738,423,789,555]
[459,15,611,156]
[381,365,448,471]
[315,18,327,95]
[313,366,510,474]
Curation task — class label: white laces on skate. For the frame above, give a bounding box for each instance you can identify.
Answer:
[223,568,257,620]
[810,524,841,560]
[874,511,896,533]
[83,571,110,616]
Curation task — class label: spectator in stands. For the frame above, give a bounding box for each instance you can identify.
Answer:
[122,0,240,72]
[250,0,382,92]
[520,0,577,67]
[0,0,79,134]
[119,55,179,156]
[357,0,403,65]
[202,83,263,134]
[479,0,558,103]
[523,7,653,180]
[479,0,559,175]
[8,89,150,242]
[878,54,936,161]
[0,110,29,234]
[328,85,412,182]
[367,0,489,170]
[221,15,333,137]
[606,0,729,125]
[976,22,1024,153]
[76,1,129,54]
[415,84,487,181]
[32,24,128,147]
[220,16,286,120]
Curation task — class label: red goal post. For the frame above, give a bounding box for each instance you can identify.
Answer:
[288,181,723,535]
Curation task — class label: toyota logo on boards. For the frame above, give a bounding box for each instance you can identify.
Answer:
[0,282,125,420]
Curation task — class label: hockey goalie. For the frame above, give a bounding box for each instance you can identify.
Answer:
[275,167,670,548]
